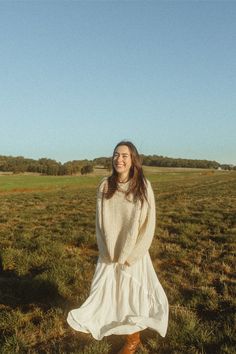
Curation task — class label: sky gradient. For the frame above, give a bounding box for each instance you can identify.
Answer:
[0,1,235,164]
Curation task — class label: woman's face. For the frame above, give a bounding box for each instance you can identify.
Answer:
[113,145,132,177]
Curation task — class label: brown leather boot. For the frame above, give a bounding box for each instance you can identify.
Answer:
[118,332,141,354]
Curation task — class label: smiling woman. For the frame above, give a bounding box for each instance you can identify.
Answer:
[113,145,132,182]
[67,141,169,353]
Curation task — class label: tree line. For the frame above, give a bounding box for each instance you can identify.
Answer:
[0,156,93,175]
[0,154,235,175]
[94,155,236,171]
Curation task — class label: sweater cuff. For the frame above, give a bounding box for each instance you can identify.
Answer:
[126,255,138,266]
[118,252,130,265]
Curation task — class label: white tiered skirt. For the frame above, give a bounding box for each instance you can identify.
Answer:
[67,253,169,340]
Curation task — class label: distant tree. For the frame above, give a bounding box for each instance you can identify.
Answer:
[104,159,112,171]
[62,162,74,175]
[62,160,87,175]
[81,165,94,175]
[36,158,61,175]
[220,164,233,170]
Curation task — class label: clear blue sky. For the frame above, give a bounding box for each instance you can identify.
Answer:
[0,1,235,165]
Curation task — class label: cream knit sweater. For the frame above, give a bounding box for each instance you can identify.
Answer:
[96,177,156,265]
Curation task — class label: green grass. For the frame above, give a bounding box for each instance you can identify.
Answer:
[0,169,235,353]
[0,175,102,192]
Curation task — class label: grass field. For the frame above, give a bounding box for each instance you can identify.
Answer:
[0,169,235,353]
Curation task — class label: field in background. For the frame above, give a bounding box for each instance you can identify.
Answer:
[0,166,219,193]
[0,169,235,353]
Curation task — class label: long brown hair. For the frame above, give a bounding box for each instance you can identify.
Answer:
[105,141,147,204]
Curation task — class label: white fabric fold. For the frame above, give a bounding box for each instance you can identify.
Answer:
[67,253,169,340]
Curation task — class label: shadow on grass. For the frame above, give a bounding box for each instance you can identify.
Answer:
[0,257,65,311]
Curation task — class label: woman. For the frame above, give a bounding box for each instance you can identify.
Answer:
[67,141,169,353]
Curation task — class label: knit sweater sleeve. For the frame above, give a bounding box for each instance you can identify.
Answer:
[96,178,111,262]
[126,180,156,265]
